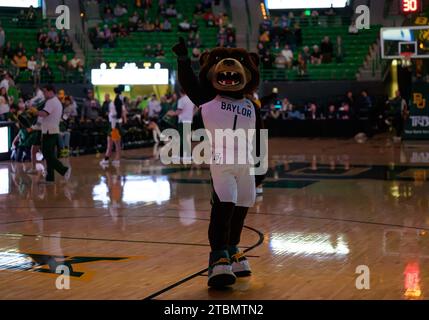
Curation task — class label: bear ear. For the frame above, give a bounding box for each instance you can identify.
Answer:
[248,52,260,67]
[199,52,210,66]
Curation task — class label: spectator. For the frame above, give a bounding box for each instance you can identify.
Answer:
[386,90,408,140]
[57,54,70,82]
[281,44,294,69]
[48,27,58,41]
[356,90,372,118]
[261,50,273,68]
[320,36,333,63]
[338,103,352,120]
[259,31,270,44]
[162,19,172,31]
[154,43,165,58]
[0,57,5,74]
[274,52,287,69]
[40,62,54,83]
[325,105,338,120]
[311,45,322,65]
[179,19,191,32]
[194,3,204,16]
[0,27,5,52]
[27,55,40,85]
[0,72,14,91]
[294,23,302,46]
[104,7,115,23]
[12,51,28,75]
[147,93,161,120]
[128,12,140,31]
[269,103,281,119]
[286,104,303,120]
[225,35,236,48]
[114,4,127,17]
[81,89,101,121]
[344,91,355,109]
[306,103,320,120]
[302,46,311,65]
[297,52,307,76]
[101,93,112,119]
[336,36,344,63]
[16,42,27,55]
[62,95,78,120]
[63,36,73,53]
[203,9,216,27]
[144,19,155,32]
[349,22,359,35]
[154,18,162,31]
[68,54,84,81]
[53,37,63,53]
[143,44,154,57]
[3,42,14,59]
[165,5,177,17]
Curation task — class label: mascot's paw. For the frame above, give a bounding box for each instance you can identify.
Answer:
[172,37,188,58]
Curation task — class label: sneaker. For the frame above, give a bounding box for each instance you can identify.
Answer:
[231,252,252,277]
[256,187,263,195]
[64,167,72,181]
[112,160,120,166]
[208,257,236,288]
[99,159,109,166]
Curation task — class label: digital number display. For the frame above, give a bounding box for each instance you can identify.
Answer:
[402,0,419,13]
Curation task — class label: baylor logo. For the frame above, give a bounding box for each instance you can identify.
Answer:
[413,93,426,110]
[0,252,128,278]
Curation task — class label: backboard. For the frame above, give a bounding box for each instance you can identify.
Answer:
[380,26,429,59]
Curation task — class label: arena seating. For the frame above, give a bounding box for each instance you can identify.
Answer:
[0,7,76,83]
[89,0,219,68]
[259,12,381,81]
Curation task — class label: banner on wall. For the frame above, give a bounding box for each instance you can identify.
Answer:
[403,82,429,140]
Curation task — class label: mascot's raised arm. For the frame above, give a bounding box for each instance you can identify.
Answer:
[172,38,267,289]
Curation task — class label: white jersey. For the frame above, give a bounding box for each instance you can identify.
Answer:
[177,95,194,123]
[200,95,256,165]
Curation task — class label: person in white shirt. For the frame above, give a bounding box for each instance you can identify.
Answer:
[147,94,161,119]
[168,89,195,158]
[100,85,127,167]
[281,44,294,69]
[37,84,71,183]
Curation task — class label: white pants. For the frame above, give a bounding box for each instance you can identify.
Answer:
[210,164,256,208]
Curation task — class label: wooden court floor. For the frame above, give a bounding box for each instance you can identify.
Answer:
[0,135,429,300]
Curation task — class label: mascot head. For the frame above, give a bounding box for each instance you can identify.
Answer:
[198,48,260,97]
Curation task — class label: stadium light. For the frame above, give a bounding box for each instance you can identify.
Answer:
[91,64,169,85]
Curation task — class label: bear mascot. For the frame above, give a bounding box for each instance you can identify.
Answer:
[172,37,265,288]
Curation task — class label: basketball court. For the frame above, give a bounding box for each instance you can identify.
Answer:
[1,135,428,300]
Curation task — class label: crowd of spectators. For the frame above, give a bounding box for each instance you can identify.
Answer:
[257,6,358,74]
[90,0,236,54]
[261,89,376,122]
[0,9,80,85]
[1,70,184,161]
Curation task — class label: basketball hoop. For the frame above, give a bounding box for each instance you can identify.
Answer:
[400,52,413,67]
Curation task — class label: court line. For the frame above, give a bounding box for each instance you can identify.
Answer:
[0,232,214,248]
[141,224,265,300]
[163,208,429,232]
[1,207,428,232]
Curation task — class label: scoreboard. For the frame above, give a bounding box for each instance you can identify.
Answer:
[401,0,421,13]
